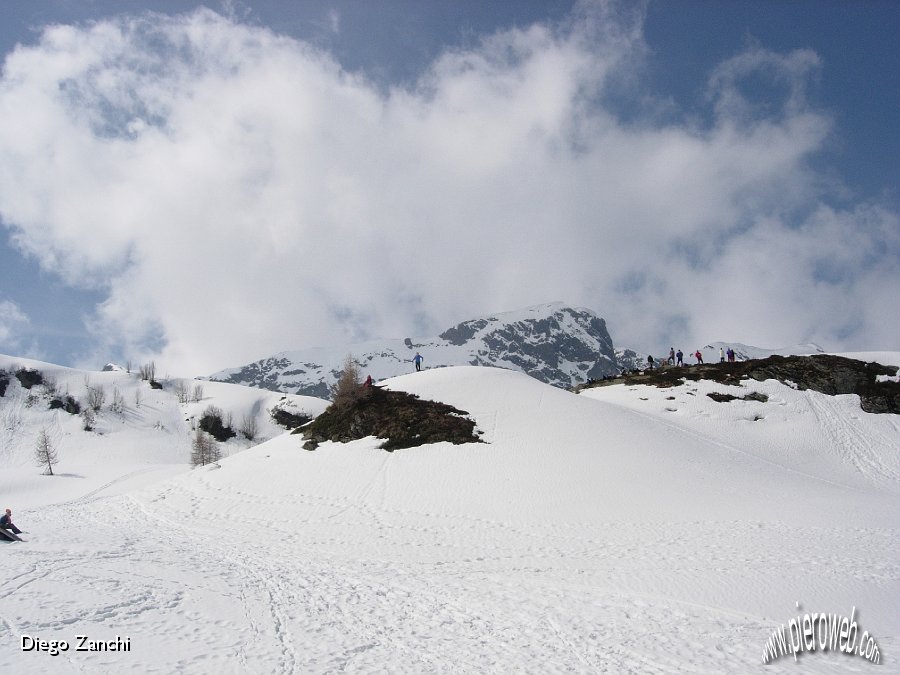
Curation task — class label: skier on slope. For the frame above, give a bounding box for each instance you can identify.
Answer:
[0,509,22,535]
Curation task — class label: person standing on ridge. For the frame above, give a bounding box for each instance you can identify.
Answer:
[695,350,703,365]
[719,347,726,363]
[668,347,675,365]
[413,352,424,372]
[676,349,684,367]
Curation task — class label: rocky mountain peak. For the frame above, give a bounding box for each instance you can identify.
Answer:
[209,303,620,396]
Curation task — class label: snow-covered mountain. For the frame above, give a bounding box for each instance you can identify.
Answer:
[1,354,898,673]
[701,340,825,361]
[209,302,620,396]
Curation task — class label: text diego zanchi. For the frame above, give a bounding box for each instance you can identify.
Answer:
[21,634,131,655]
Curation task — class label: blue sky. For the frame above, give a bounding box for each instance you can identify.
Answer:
[0,0,897,375]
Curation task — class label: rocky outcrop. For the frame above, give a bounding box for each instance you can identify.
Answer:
[579,354,900,414]
[299,385,483,452]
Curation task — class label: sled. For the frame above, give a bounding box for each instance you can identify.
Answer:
[0,528,23,542]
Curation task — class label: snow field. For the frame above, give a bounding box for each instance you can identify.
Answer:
[1,361,898,672]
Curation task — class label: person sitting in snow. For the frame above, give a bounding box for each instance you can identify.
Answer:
[0,508,22,535]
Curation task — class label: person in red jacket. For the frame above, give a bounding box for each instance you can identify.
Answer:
[694,350,703,364]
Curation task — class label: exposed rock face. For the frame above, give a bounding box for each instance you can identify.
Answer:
[446,305,618,385]
[270,407,312,430]
[210,303,620,396]
[579,354,900,414]
[300,385,482,451]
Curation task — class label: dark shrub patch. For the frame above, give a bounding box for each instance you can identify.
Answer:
[49,395,81,414]
[707,391,769,403]
[0,371,9,397]
[15,368,44,390]
[301,385,482,451]
[271,407,312,430]
[199,406,236,442]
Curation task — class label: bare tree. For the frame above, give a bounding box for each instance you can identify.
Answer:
[109,386,126,413]
[139,361,156,383]
[191,384,204,402]
[332,354,364,407]
[134,388,142,408]
[34,427,58,475]
[81,406,96,431]
[191,429,221,467]
[43,375,59,398]
[240,412,258,441]
[174,379,191,404]
[86,385,106,412]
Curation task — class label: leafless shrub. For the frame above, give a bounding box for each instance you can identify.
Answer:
[240,412,259,441]
[109,386,126,413]
[81,406,96,431]
[174,379,191,404]
[86,385,106,412]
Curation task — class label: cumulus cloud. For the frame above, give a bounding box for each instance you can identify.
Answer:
[0,2,896,374]
[0,299,29,348]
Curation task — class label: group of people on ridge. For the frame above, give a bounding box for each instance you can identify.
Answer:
[646,346,737,370]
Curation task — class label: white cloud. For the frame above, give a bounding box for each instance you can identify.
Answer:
[0,4,896,375]
[0,299,29,347]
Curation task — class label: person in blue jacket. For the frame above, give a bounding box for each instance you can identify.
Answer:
[413,352,424,372]
[0,508,21,534]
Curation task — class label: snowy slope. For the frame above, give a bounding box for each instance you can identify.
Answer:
[1,358,898,673]
[0,354,329,509]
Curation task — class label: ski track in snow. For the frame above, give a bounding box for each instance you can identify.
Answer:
[806,392,900,484]
[4,468,897,674]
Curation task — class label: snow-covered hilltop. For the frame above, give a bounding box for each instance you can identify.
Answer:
[209,302,620,396]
